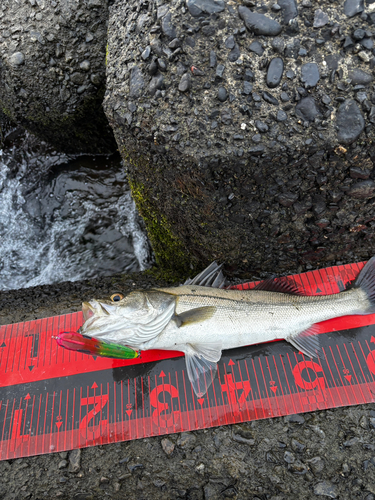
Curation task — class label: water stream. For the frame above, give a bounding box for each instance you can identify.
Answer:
[0,129,152,291]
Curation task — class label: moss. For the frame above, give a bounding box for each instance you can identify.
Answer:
[105,43,109,66]
[128,176,195,281]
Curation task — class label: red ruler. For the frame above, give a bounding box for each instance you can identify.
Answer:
[2,261,375,460]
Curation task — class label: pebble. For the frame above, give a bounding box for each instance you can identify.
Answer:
[177,432,197,449]
[286,414,305,424]
[217,86,228,101]
[229,45,241,62]
[9,52,25,67]
[255,120,269,132]
[278,0,298,23]
[129,66,145,98]
[344,0,364,18]
[178,73,191,92]
[295,96,319,122]
[278,192,298,207]
[347,180,375,199]
[336,99,364,144]
[276,110,287,121]
[248,41,264,55]
[186,0,225,17]
[243,81,253,94]
[262,91,278,105]
[149,73,164,95]
[161,438,175,455]
[362,38,374,50]
[308,457,325,474]
[301,63,320,88]
[216,64,225,79]
[141,46,151,60]
[238,6,282,36]
[161,12,176,39]
[68,449,81,473]
[79,60,90,71]
[271,37,285,54]
[314,480,338,498]
[58,460,68,469]
[210,50,217,67]
[313,9,329,27]
[267,58,284,88]
[225,35,235,49]
[349,69,372,85]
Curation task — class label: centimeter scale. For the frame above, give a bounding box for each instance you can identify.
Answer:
[2,262,375,460]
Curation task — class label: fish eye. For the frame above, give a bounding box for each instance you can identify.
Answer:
[110,293,124,302]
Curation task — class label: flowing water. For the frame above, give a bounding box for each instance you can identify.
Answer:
[0,129,152,291]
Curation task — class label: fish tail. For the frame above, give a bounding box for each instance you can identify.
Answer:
[54,332,140,359]
[354,256,375,312]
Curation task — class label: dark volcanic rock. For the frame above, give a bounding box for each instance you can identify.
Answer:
[267,58,284,88]
[129,66,145,98]
[295,97,319,122]
[348,69,373,85]
[187,0,225,17]
[238,6,282,36]
[301,63,320,88]
[249,41,265,55]
[344,0,364,17]
[313,9,329,27]
[336,99,365,144]
[348,180,375,199]
[278,0,298,23]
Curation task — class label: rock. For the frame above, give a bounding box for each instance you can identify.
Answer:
[308,457,325,475]
[68,449,81,473]
[278,192,298,207]
[161,438,175,455]
[217,87,228,102]
[295,97,319,122]
[178,73,191,92]
[238,6,282,36]
[344,0,364,17]
[249,41,264,55]
[177,432,197,450]
[263,92,279,105]
[314,481,338,498]
[255,120,269,133]
[347,181,375,199]
[0,0,116,154]
[8,52,25,67]
[276,110,287,121]
[301,63,320,88]
[271,37,285,54]
[186,0,225,17]
[336,99,365,144]
[348,69,372,85]
[267,58,284,88]
[278,0,298,23]
[161,12,176,39]
[129,66,145,98]
[313,9,329,27]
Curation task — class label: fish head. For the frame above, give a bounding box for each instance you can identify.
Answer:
[79,290,176,347]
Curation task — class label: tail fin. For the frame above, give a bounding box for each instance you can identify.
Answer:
[354,256,375,311]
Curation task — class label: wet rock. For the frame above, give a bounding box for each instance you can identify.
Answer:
[336,99,364,144]
[344,0,364,17]
[238,6,282,36]
[277,192,298,207]
[129,66,145,98]
[186,0,225,17]
[314,481,338,498]
[8,52,25,67]
[313,9,329,27]
[347,180,375,199]
[278,0,298,23]
[295,97,319,122]
[349,69,373,85]
[179,73,191,92]
[267,58,284,88]
[301,63,320,88]
[249,41,264,55]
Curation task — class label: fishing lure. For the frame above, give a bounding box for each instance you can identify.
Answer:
[54,331,140,359]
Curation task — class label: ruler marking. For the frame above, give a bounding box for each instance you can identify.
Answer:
[217,364,229,426]
[286,353,304,411]
[251,358,265,418]
[323,346,343,407]
[272,355,287,414]
[237,360,250,422]
[329,345,350,403]
[343,343,366,402]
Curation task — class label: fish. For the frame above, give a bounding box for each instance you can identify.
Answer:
[70,258,375,397]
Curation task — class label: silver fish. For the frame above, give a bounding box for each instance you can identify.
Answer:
[80,258,375,396]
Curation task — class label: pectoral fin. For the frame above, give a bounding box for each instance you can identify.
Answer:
[177,306,216,327]
[286,324,323,359]
[183,342,222,397]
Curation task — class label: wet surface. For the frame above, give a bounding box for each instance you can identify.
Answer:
[0,129,151,290]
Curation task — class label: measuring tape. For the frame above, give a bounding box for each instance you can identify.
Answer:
[2,261,375,460]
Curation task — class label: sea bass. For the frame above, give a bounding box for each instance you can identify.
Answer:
[77,258,375,396]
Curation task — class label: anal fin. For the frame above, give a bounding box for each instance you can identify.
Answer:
[182,342,222,397]
[286,324,323,359]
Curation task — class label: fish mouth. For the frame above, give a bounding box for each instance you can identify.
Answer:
[82,300,114,321]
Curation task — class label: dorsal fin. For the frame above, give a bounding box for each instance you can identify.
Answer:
[254,278,305,296]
